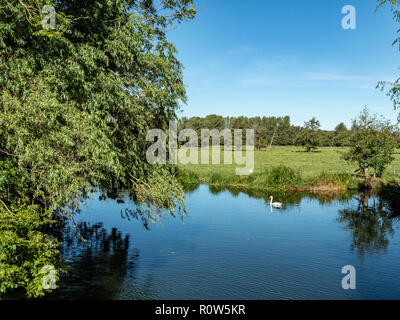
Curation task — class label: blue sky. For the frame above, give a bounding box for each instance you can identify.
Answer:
[168,0,400,130]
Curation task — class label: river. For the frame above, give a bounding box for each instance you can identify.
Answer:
[42,184,400,299]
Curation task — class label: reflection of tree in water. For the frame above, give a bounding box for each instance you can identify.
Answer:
[121,205,185,231]
[209,184,400,255]
[337,192,396,256]
[47,221,139,300]
[208,185,356,207]
[379,183,400,218]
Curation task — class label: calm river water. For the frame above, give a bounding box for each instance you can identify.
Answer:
[44,185,400,300]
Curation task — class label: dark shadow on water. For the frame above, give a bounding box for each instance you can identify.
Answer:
[379,183,400,218]
[46,221,143,300]
[337,189,400,256]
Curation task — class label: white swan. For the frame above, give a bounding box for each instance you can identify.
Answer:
[269,196,282,208]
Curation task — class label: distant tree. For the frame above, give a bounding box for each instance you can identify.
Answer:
[276,116,292,145]
[254,125,268,150]
[294,118,321,152]
[180,115,343,148]
[333,122,350,146]
[230,116,249,130]
[343,108,396,182]
[319,130,334,146]
[203,114,225,130]
[267,123,279,151]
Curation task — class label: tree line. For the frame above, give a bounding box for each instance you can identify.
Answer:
[179,114,400,150]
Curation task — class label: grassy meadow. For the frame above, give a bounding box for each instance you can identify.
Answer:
[178,146,400,191]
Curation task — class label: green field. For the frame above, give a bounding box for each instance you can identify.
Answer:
[178,146,400,190]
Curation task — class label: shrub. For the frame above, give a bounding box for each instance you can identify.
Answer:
[0,203,62,298]
[176,169,200,191]
[265,165,303,189]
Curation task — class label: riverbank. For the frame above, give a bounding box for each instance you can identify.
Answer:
[179,166,361,192]
[177,146,400,192]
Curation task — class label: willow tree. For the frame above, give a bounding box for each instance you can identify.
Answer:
[0,0,195,297]
[0,0,196,208]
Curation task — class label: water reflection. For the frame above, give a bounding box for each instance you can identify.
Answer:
[208,184,357,207]
[210,184,400,256]
[379,183,400,218]
[47,221,139,300]
[337,192,395,255]
[122,206,185,231]
[28,184,400,299]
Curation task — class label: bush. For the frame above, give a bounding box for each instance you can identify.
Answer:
[0,203,62,298]
[176,169,200,191]
[265,165,303,189]
[208,173,229,185]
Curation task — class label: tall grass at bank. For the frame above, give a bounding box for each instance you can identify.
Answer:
[175,167,200,192]
[177,146,400,191]
[309,172,358,190]
[182,165,358,191]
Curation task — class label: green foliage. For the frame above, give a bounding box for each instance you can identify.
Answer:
[131,167,187,223]
[179,115,366,148]
[319,130,335,147]
[333,123,350,147]
[254,125,269,150]
[343,108,396,179]
[310,172,357,190]
[175,168,200,191]
[180,115,301,148]
[205,165,303,191]
[201,166,358,191]
[0,0,196,297]
[180,145,400,191]
[0,203,61,298]
[264,165,303,189]
[208,172,233,186]
[0,0,196,210]
[294,118,321,152]
[394,131,400,147]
